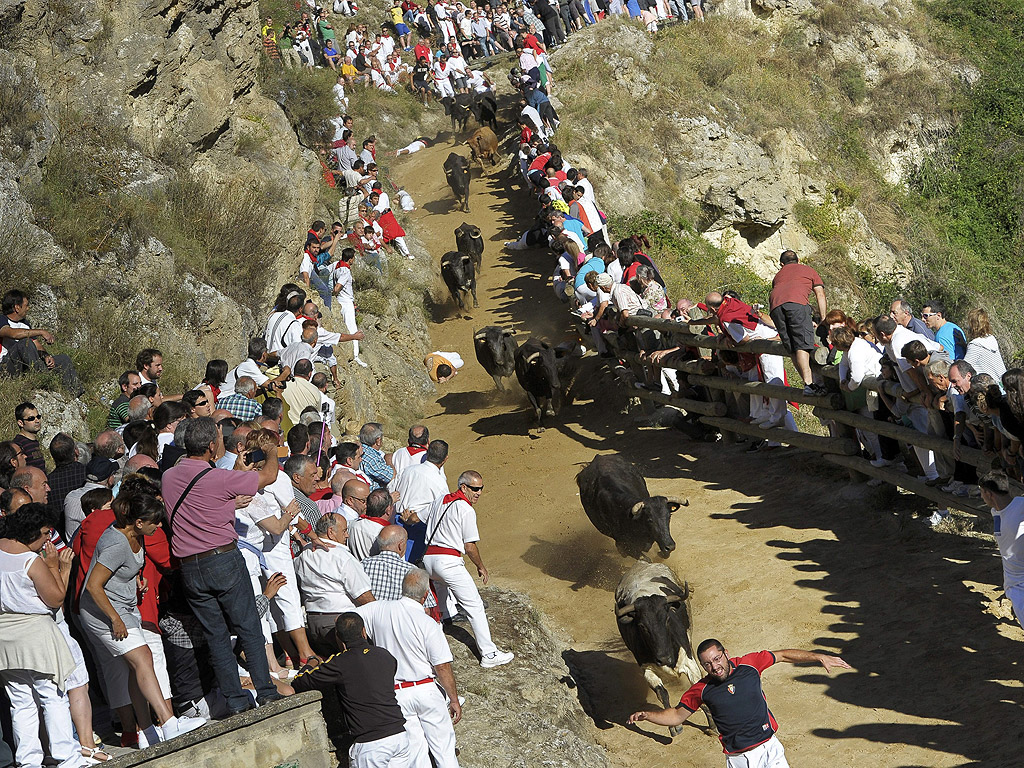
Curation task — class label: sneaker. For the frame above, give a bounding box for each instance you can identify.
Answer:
[870,457,894,468]
[925,476,951,487]
[480,650,514,668]
[161,715,207,740]
[256,692,285,707]
[866,477,885,487]
[138,725,161,748]
[758,418,783,430]
[928,509,949,528]
[801,385,819,396]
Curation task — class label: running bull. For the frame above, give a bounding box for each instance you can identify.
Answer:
[440,251,477,312]
[514,337,562,430]
[576,453,687,559]
[443,152,471,213]
[474,326,518,390]
[615,560,715,737]
[468,127,499,167]
[455,222,484,273]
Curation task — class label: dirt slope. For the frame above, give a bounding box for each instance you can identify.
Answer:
[392,137,1023,768]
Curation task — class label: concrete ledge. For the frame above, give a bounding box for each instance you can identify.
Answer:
[106,692,332,768]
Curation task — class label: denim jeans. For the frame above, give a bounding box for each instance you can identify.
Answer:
[668,0,688,19]
[180,548,275,711]
[310,268,333,309]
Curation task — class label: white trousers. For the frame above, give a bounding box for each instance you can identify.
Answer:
[2,671,84,768]
[395,684,458,768]
[263,539,305,633]
[349,731,412,768]
[242,548,276,643]
[422,554,497,656]
[725,736,789,768]
[435,78,454,99]
[749,354,786,423]
[339,299,361,359]
[393,236,411,257]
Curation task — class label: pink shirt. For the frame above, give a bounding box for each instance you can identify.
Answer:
[163,458,259,558]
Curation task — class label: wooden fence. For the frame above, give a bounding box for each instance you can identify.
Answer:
[611,314,991,516]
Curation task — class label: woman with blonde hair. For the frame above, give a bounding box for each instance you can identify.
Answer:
[964,308,1006,380]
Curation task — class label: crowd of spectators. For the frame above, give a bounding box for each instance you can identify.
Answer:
[0,302,514,766]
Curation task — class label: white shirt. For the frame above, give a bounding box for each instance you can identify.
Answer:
[394,462,449,520]
[840,337,882,390]
[391,446,428,480]
[993,497,1024,590]
[886,325,942,394]
[0,320,28,362]
[332,263,354,303]
[265,311,303,354]
[221,358,269,397]
[337,503,360,524]
[294,544,372,613]
[610,284,647,315]
[355,597,453,682]
[235,492,278,548]
[280,341,316,372]
[421,495,478,553]
[300,251,316,279]
[725,321,778,344]
[347,517,387,561]
[319,391,336,431]
[576,177,596,204]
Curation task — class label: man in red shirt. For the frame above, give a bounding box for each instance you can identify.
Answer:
[768,250,827,395]
[630,639,850,767]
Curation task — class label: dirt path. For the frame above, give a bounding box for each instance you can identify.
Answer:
[393,137,1022,768]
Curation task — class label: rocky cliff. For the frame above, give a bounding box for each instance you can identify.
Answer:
[553,2,969,298]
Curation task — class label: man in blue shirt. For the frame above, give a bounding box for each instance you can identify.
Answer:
[358,422,394,491]
[922,299,967,360]
[551,211,586,249]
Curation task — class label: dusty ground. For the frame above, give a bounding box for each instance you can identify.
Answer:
[393,134,1024,768]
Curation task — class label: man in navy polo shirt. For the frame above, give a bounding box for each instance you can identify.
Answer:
[629,638,851,767]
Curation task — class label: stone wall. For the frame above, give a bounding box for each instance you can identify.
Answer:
[104,692,333,768]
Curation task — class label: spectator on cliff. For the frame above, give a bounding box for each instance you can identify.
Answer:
[889,299,935,342]
[12,403,45,472]
[921,300,967,361]
[221,338,292,399]
[46,433,85,522]
[216,377,261,423]
[0,290,83,395]
[767,251,826,396]
[337,132,359,172]
[964,308,1007,382]
[107,370,142,429]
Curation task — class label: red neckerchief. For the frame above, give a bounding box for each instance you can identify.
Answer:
[407,445,427,455]
[442,489,471,506]
[360,515,391,526]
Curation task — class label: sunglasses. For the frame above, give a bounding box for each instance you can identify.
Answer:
[465,484,484,492]
[195,399,208,407]
[20,415,41,422]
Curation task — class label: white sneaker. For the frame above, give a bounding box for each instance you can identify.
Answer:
[928,509,949,528]
[480,650,514,668]
[869,457,894,468]
[758,418,783,430]
[353,357,368,368]
[161,715,207,740]
[138,725,162,748]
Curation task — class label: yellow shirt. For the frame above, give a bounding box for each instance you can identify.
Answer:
[424,353,456,382]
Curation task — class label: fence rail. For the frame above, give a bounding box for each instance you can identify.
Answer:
[615,313,985,515]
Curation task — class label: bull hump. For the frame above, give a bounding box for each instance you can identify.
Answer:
[615,561,687,603]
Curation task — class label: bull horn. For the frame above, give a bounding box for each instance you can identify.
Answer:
[525,352,541,363]
[629,501,645,518]
[615,603,636,618]
[502,329,514,336]
[474,330,486,340]
[666,497,689,507]
[665,595,683,604]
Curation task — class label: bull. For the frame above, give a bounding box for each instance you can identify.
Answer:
[443,153,471,213]
[440,251,477,312]
[441,93,473,133]
[474,326,518,390]
[469,92,498,132]
[576,453,687,559]
[454,222,484,273]
[615,560,715,737]
[467,127,499,167]
[514,337,562,430]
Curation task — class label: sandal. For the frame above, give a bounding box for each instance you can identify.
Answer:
[81,746,113,762]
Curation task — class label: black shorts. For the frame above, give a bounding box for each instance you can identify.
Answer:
[770,302,816,353]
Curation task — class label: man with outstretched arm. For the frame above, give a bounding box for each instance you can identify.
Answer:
[629,638,851,768]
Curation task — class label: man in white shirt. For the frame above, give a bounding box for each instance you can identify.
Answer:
[294,512,375,657]
[395,441,450,563]
[265,289,307,354]
[421,470,513,669]
[220,338,291,398]
[348,488,396,561]
[391,425,430,480]
[280,323,319,373]
[356,569,461,768]
[338,478,371,523]
[979,472,1024,629]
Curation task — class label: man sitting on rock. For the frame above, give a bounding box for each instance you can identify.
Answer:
[0,289,83,395]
